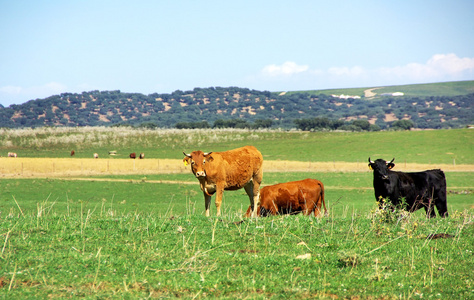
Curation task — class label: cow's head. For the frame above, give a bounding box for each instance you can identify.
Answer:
[183,151,213,178]
[368,157,395,180]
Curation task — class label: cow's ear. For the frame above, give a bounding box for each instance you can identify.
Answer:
[204,152,214,162]
[387,162,395,169]
[183,156,191,166]
[368,163,373,170]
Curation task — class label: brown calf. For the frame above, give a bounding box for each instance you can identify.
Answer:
[245,179,327,217]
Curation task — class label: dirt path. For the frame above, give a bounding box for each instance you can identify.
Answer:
[364,87,383,98]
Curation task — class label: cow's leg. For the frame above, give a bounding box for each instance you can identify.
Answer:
[244,182,257,217]
[313,200,322,217]
[214,184,225,217]
[251,170,263,217]
[203,193,212,217]
[245,181,262,218]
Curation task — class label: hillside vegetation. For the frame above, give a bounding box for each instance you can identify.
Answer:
[0,81,472,129]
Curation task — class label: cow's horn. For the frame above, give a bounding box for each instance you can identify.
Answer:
[203,151,212,156]
[390,158,395,163]
[183,152,192,158]
[368,157,374,163]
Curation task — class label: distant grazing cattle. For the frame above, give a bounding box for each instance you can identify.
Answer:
[139,153,145,159]
[8,152,17,158]
[108,151,117,156]
[70,150,75,156]
[183,145,263,217]
[368,158,448,218]
[245,179,327,217]
[130,153,136,159]
[93,153,99,159]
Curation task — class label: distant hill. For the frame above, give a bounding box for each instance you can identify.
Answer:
[0,81,472,129]
[296,80,474,98]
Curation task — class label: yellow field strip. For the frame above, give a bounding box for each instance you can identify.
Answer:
[1,158,473,178]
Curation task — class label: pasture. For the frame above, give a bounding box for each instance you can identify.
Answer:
[1,127,473,164]
[0,128,473,298]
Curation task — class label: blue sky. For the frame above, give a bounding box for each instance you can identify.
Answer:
[1,0,473,106]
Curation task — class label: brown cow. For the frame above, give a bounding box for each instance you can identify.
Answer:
[139,153,145,159]
[129,153,136,159]
[183,145,263,217]
[71,150,75,156]
[245,179,327,217]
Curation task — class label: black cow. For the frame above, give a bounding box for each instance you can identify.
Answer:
[368,158,448,218]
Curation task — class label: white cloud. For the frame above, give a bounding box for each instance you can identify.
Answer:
[0,82,69,106]
[254,54,474,91]
[377,53,474,81]
[427,53,474,75]
[261,61,309,76]
[0,85,22,95]
[0,82,68,98]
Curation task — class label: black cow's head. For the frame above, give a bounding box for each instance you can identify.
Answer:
[368,157,395,180]
[183,150,213,178]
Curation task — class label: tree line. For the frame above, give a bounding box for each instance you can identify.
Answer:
[163,117,415,131]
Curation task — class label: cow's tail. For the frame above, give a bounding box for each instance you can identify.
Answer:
[318,181,328,217]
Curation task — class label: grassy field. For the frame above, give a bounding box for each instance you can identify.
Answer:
[1,186,473,298]
[0,172,472,218]
[296,80,474,97]
[1,128,473,298]
[1,127,473,164]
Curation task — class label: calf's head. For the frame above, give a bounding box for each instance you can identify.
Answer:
[368,157,395,180]
[183,151,213,178]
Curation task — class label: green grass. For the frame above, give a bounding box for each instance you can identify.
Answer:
[1,128,473,298]
[1,200,473,298]
[1,172,472,220]
[289,87,367,97]
[1,128,473,164]
[295,80,474,97]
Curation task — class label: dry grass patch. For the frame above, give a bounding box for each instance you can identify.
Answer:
[1,158,472,178]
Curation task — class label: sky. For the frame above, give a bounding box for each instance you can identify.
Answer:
[1,0,473,107]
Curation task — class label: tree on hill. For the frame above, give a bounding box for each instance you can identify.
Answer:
[390,120,415,130]
[0,87,472,129]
